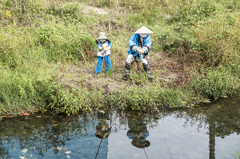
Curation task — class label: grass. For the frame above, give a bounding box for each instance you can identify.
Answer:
[0,0,239,116]
[230,149,240,159]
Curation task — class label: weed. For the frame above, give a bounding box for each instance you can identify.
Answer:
[191,66,240,99]
[230,149,240,159]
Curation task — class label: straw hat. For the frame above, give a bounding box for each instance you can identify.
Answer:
[135,26,153,34]
[95,128,111,139]
[97,32,108,40]
[131,138,150,148]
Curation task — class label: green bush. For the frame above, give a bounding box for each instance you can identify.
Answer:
[37,22,96,63]
[0,69,37,114]
[0,27,24,68]
[191,66,240,99]
[218,0,240,11]
[155,12,240,67]
[169,0,216,25]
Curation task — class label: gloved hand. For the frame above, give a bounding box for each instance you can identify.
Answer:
[141,47,148,53]
[132,46,141,52]
[138,48,145,54]
[137,47,142,53]
[103,46,110,51]
[99,46,110,51]
[99,46,103,51]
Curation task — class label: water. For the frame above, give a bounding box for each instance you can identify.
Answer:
[0,95,240,159]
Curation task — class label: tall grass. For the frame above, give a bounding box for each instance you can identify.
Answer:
[191,66,240,99]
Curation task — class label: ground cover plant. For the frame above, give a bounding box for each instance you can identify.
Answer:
[0,0,239,116]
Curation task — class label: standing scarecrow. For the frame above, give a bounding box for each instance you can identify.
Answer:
[94,32,112,76]
[95,110,111,139]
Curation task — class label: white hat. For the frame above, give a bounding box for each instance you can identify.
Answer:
[135,26,153,34]
[97,32,108,40]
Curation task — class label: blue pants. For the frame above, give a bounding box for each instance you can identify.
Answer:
[95,55,111,73]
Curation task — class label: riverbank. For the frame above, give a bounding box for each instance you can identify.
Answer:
[0,0,239,116]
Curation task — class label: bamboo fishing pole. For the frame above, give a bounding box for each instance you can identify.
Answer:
[143,148,149,159]
[95,139,103,159]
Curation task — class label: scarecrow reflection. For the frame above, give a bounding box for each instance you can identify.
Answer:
[95,110,111,140]
[127,112,150,148]
[95,110,111,159]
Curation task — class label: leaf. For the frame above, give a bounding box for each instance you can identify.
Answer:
[36,116,41,118]
[182,101,187,104]
[203,98,211,103]
[23,113,30,116]
[52,124,58,126]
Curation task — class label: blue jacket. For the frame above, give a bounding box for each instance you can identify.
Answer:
[127,130,149,139]
[127,34,152,56]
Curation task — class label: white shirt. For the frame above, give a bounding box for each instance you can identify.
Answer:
[97,41,111,57]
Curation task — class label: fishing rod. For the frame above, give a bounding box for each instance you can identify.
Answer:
[79,20,104,47]
[143,148,149,159]
[95,139,103,159]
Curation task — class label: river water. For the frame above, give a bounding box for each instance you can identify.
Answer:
[0,95,240,159]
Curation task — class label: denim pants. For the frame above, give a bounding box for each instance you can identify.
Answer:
[95,55,111,73]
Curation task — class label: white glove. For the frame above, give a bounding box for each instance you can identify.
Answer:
[137,47,142,53]
[99,46,103,50]
[138,48,145,54]
[142,47,148,53]
[132,46,141,52]
[103,46,110,51]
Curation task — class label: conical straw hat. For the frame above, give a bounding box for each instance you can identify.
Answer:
[135,26,153,34]
[97,32,108,40]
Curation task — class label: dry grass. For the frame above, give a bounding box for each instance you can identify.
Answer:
[57,49,193,93]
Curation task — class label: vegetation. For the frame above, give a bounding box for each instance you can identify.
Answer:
[0,0,239,116]
[231,150,240,159]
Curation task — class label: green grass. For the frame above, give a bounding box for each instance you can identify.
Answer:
[230,149,240,159]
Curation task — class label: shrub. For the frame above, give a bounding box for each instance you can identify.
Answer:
[169,0,216,25]
[191,66,240,99]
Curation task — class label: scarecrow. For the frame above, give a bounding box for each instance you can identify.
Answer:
[95,110,111,139]
[94,32,112,76]
[125,26,154,79]
[94,111,111,158]
[126,112,150,149]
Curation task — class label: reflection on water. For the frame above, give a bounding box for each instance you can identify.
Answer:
[0,95,240,159]
[95,110,111,159]
[126,111,150,149]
